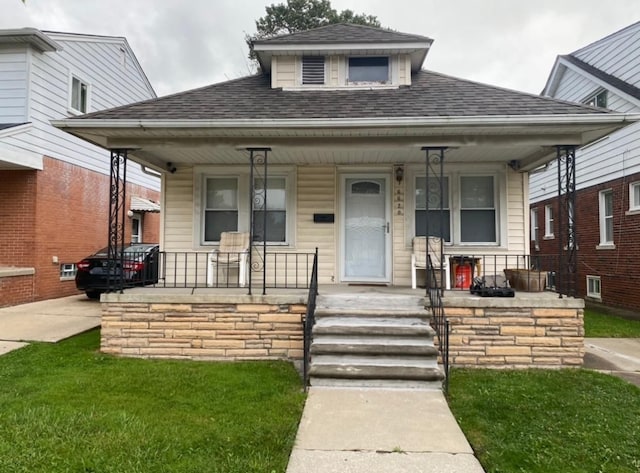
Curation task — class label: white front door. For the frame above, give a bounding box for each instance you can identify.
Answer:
[341,174,391,282]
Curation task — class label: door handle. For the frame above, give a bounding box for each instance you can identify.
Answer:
[386,222,390,233]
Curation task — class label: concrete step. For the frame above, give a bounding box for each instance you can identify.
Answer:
[309,377,443,390]
[317,294,426,311]
[309,361,445,381]
[313,317,436,337]
[311,336,438,356]
[315,307,431,319]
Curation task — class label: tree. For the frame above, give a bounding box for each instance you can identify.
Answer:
[247,0,380,62]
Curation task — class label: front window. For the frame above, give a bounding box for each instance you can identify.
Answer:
[460,176,496,243]
[545,204,554,238]
[530,208,538,244]
[253,177,287,242]
[348,56,389,83]
[70,75,89,113]
[131,213,142,243]
[204,177,239,242]
[415,176,450,241]
[599,189,614,245]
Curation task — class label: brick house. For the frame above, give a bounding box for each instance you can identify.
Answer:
[0,29,160,307]
[531,21,640,312]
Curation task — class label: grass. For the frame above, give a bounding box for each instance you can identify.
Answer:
[448,368,640,473]
[0,330,305,473]
[584,308,640,338]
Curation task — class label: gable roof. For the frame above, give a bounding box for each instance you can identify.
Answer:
[561,54,640,102]
[68,69,605,122]
[252,23,432,45]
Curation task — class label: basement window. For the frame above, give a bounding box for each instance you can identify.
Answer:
[586,275,601,300]
[60,263,77,280]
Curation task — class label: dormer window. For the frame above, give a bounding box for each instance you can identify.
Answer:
[348,56,389,84]
[302,56,325,85]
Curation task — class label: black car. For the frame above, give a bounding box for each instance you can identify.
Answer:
[76,243,160,299]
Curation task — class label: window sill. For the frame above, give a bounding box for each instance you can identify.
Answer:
[625,209,640,216]
[596,243,616,250]
[60,276,76,281]
[543,235,554,240]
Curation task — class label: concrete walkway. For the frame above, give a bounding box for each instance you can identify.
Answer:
[584,338,640,387]
[0,295,101,355]
[286,387,485,473]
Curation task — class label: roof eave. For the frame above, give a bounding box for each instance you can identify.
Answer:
[0,28,60,52]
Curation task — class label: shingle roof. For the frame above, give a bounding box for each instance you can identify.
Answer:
[73,69,607,122]
[562,54,640,102]
[252,23,432,45]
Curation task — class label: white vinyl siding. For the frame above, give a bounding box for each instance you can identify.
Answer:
[271,55,296,88]
[598,189,614,246]
[0,48,28,123]
[5,34,157,189]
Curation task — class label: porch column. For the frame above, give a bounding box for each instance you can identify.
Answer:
[107,149,128,293]
[556,145,577,298]
[248,148,271,296]
[422,147,447,295]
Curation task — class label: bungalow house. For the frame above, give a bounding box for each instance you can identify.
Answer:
[53,24,638,386]
[531,21,640,313]
[0,28,159,307]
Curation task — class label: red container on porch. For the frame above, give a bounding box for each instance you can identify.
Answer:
[455,264,472,289]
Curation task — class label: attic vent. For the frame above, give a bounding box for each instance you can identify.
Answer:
[302,56,325,85]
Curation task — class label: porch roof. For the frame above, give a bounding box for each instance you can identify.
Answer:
[52,70,640,173]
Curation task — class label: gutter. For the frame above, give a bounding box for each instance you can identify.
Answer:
[51,113,640,130]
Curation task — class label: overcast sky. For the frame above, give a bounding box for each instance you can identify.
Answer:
[2,0,639,97]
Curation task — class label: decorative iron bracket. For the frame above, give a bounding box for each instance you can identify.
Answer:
[107,149,128,293]
[556,145,577,298]
[422,147,447,296]
[248,147,271,295]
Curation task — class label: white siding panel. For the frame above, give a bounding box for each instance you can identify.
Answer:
[506,170,526,253]
[553,68,598,103]
[273,56,297,88]
[23,37,157,188]
[0,48,28,123]
[162,167,195,252]
[296,166,336,284]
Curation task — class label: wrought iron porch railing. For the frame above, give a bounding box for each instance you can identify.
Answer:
[442,253,571,296]
[111,250,317,292]
[303,248,319,391]
[425,254,449,394]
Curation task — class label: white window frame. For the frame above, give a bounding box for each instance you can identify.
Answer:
[544,204,554,239]
[59,263,77,280]
[406,167,504,247]
[131,213,142,243]
[530,208,539,246]
[68,72,91,115]
[586,275,602,300]
[598,189,614,247]
[458,174,498,244]
[193,166,295,248]
[629,181,640,213]
[583,89,607,108]
[413,175,451,243]
[347,56,390,85]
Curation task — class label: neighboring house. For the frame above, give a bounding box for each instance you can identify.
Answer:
[0,28,160,307]
[531,21,640,312]
[53,24,636,372]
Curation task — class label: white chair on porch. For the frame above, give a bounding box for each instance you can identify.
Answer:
[207,231,250,287]
[411,236,451,290]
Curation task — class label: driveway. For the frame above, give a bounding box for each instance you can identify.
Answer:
[0,295,101,355]
[584,338,640,387]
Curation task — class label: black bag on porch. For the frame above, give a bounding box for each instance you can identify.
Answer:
[470,277,515,297]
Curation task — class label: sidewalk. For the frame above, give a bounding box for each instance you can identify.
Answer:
[0,295,101,355]
[286,387,485,473]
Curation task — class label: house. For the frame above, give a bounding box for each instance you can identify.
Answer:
[0,28,160,308]
[531,21,640,313]
[52,24,638,381]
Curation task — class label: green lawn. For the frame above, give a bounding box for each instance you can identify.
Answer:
[584,308,640,337]
[449,368,640,473]
[0,330,305,473]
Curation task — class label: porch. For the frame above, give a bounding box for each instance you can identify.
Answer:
[100,283,584,372]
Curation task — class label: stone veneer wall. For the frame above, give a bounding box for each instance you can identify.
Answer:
[444,293,584,368]
[101,293,306,360]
